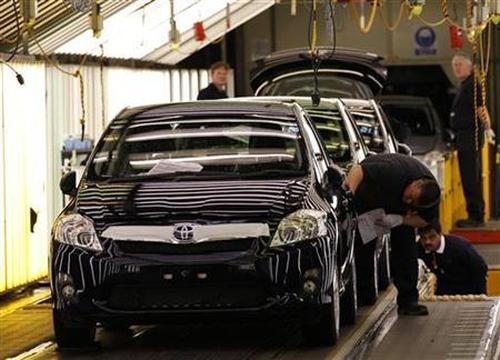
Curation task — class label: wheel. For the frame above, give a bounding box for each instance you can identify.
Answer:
[301,268,340,346]
[377,236,391,291]
[356,241,379,306]
[340,255,358,325]
[53,308,96,348]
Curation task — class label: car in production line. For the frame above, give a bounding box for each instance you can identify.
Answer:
[50,100,358,348]
[250,49,401,306]
[233,95,392,314]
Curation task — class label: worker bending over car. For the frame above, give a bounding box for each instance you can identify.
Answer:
[344,153,440,316]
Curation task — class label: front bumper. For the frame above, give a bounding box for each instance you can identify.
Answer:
[50,237,336,322]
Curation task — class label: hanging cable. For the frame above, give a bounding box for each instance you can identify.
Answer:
[378,1,405,32]
[308,0,320,106]
[349,0,379,34]
[100,44,106,130]
[0,58,24,85]
[32,36,88,140]
[326,0,336,58]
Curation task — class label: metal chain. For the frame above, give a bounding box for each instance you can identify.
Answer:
[466,0,480,152]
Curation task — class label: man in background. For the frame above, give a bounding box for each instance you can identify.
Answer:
[197,61,229,100]
[450,53,495,228]
[417,221,487,295]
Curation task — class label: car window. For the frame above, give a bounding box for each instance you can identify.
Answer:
[346,106,386,153]
[381,103,435,136]
[259,73,373,99]
[306,109,353,169]
[381,102,439,154]
[88,118,309,180]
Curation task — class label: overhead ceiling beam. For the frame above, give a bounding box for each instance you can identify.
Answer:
[142,0,274,65]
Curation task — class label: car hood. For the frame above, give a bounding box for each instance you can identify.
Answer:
[250,47,387,96]
[76,177,311,235]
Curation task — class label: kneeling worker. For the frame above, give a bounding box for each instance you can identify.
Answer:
[417,221,488,295]
[344,153,441,316]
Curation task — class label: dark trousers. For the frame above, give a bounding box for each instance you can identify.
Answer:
[457,144,484,222]
[390,225,418,306]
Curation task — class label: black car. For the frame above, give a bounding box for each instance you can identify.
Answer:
[251,47,387,100]
[250,48,411,157]
[250,50,400,306]
[377,95,448,156]
[50,100,357,348]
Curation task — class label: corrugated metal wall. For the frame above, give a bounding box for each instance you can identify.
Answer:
[1,60,229,293]
[0,62,48,293]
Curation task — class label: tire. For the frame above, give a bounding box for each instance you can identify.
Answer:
[302,269,340,346]
[377,236,391,291]
[53,308,96,348]
[340,256,358,325]
[356,242,379,306]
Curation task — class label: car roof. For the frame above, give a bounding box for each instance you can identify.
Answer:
[233,96,339,109]
[116,100,299,122]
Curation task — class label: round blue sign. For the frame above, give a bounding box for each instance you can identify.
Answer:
[415,26,436,48]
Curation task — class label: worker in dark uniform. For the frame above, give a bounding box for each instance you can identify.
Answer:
[197,61,229,100]
[450,53,494,228]
[417,221,487,295]
[344,153,441,316]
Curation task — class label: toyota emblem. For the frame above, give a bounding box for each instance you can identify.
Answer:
[173,223,196,243]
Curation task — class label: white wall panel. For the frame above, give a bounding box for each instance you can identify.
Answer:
[106,67,171,121]
[0,61,48,292]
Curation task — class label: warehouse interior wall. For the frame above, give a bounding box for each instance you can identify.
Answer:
[0,62,48,293]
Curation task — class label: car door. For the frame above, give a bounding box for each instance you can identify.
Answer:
[299,108,356,289]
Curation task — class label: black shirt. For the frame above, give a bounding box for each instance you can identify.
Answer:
[417,234,487,295]
[450,74,483,150]
[197,83,228,100]
[356,153,438,222]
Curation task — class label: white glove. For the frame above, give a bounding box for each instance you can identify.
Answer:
[486,129,496,145]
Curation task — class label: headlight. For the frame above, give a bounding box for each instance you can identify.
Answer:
[54,214,102,251]
[270,209,328,247]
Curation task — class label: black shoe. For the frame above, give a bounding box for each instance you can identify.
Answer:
[398,303,429,316]
[455,218,483,228]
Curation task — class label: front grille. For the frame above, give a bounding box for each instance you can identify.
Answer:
[115,238,259,255]
[106,281,269,310]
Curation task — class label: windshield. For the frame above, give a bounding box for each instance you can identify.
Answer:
[381,102,438,154]
[258,73,373,99]
[88,118,309,180]
[306,109,353,168]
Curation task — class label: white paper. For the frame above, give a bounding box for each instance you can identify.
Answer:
[147,160,203,175]
[357,208,401,244]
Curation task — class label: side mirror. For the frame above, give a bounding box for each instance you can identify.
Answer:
[397,142,412,156]
[60,171,77,196]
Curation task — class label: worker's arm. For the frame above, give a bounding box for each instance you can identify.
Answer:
[343,165,364,194]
